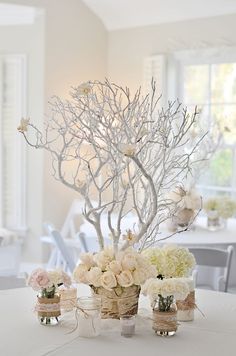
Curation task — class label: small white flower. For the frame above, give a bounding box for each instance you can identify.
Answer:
[120,143,136,156]
[77,82,92,96]
[17,118,30,132]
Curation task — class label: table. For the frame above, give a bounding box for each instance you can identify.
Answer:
[0,285,236,356]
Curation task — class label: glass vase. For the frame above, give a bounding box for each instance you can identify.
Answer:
[77,296,101,337]
[152,296,177,337]
[36,293,61,326]
[207,210,222,231]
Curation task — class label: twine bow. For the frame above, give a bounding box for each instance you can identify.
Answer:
[67,303,97,334]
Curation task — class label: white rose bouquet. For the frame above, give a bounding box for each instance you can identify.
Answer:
[144,244,196,279]
[73,247,157,319]
[73,247,157,290]
[142,277,190,312]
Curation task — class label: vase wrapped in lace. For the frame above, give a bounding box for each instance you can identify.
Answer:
[176,278,195,321]
[36,292,61,325]
[27,268,72,325]
[92,285,140,319]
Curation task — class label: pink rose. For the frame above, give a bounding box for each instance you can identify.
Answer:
[28,268,51,291]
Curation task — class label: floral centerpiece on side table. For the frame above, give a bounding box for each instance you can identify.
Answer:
[144,245,196,322]
[167,187,202,231]
[142,277,190,336]
[28,268,71,325]
[19,80,205,319]
[204,196,236,230]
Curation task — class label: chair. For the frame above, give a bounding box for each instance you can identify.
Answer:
[0,276,26,290]
[189,246,234,292]
[46,224,76,274]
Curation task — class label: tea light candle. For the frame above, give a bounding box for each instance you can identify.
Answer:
[120,315,135,337]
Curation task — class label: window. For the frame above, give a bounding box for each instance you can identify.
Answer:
[0,55,27,231]
[180,57,236,198]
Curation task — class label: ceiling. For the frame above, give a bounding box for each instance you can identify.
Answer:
[83,0,236,30]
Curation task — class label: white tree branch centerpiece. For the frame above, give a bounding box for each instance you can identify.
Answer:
[18,79,205,318]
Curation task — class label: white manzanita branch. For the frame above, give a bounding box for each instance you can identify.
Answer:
[18,79,206,252]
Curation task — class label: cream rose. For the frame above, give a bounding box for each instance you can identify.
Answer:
[87,267,103,287]
[121,253,137,271]
[132,268,147,285]
[117,270,134,287]
[94,248,114,270]
[80,252,95,269]
[73,264,89,284]
[100,271,117,290]
[107,260,122,275]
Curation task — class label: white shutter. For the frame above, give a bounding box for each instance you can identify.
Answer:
[0,55,27,231]
[143,55,167,108]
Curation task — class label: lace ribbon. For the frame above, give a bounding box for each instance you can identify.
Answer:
[35,302,60,312]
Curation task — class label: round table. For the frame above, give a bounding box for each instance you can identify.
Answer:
[0,285,236,356]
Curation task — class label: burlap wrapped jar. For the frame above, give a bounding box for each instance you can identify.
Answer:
[153,308,178,336]
[36,294,61,325]
[177,291,195,321]
[91,285,140,319]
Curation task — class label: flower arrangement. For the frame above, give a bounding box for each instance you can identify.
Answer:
[143,245,196,279]
[204,197,236,219]
[142,277,190,308]
[142,277,190,336]
[73,247,156,289]
[167,187,201,229]
[28,268,72,297]
[19,80,206,319]
[73,247,156,318]
[28,268,72,325]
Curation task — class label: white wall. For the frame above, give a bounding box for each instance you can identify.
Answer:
[1,0,107,262]
[108,14,236,92]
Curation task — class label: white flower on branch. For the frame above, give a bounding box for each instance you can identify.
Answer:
[120,143,136,156]
[122,229,136,245]
[76,82,92,96]
[17,118,30,132]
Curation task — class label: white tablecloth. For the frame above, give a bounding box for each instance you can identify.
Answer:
[0,285,236,356]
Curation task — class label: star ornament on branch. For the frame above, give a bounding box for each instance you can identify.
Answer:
[18,79,206,253]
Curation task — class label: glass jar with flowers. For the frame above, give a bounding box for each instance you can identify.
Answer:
[142,278,189,336]
[143,245,196,322]
[204,197,236,231]
[28,268,72,325]
[73,246,157,319]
